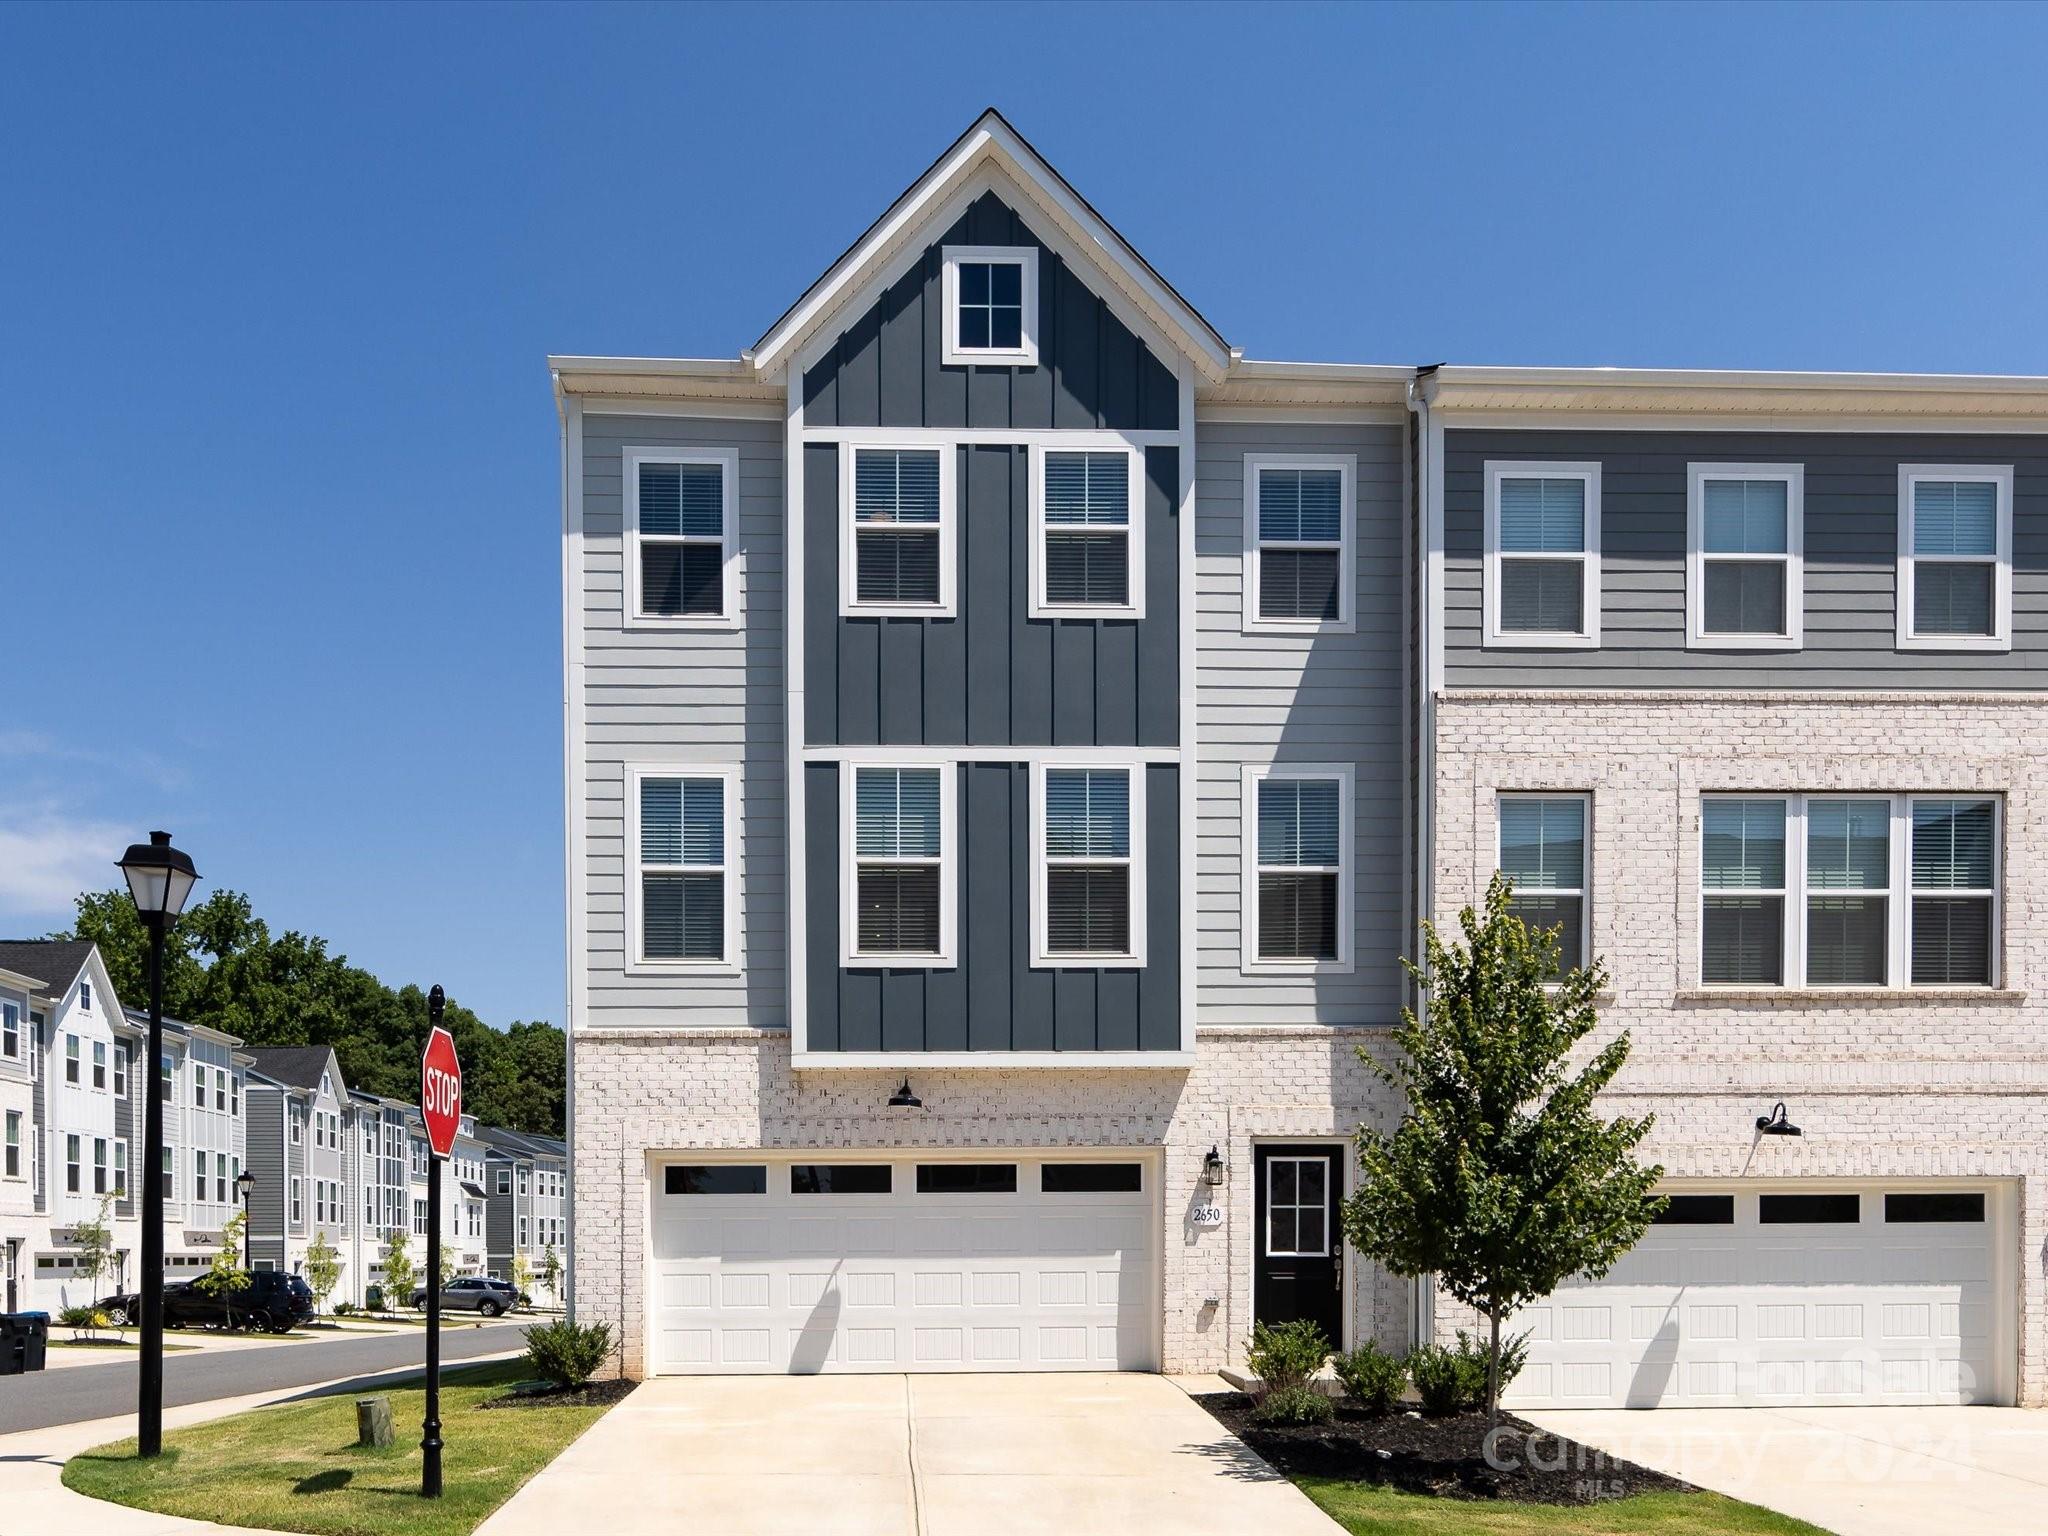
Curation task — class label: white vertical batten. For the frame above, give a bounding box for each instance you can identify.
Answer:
[784,366,808,1059]
[555,378,585,1316]
[1178,362,1198,1056]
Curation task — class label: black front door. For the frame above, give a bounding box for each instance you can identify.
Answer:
[1253,1144,1344,1344]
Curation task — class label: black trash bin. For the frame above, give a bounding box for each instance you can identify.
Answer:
[0,1312,48,1374]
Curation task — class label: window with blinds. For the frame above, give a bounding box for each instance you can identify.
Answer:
[631,453,731,623]
[851,448,945,608]
[853,767,945,959]
[1700,795,2000,989]
[1496,795,1587,972]
[1038,767,1135,960]
[1903,471,2007,643]
[1037,450,1135,612]
[1490,470,1593,640]
[1253,464,1346,623]
[1253,772,1346,964]
[637,773,729,964]
[1691,468,1800,644]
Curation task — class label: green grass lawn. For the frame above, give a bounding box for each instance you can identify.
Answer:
[63,1360,619,1536]
[1296,1478,1833,1536]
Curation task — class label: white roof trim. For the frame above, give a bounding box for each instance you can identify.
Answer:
[747,110,1231,384]
[1420,364,2048,420]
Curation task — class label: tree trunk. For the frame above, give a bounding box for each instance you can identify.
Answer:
[1486,1308,1502,1425]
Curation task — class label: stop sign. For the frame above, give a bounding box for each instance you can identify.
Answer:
[421,1026,462,1159]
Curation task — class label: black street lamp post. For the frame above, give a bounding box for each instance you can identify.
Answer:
[237,1169,256,1235]
[116,831,199,1460]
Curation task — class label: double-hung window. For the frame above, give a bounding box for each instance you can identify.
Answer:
[1030,446,1143,616]
[65,1036,79,1084]
[93,1138,107,1194]
[1688,464,1802,647]
[91,1041,106,1089]
[844,765,954,966]
[66,1135,80,1193]
[842,445,953,614]
[1898,466,2012,649]
[1496,795,1588,973]
[113,1044,126,1097]
[193,1064,206,1108]
[1700,795,1999,988]
[940,245,1038,367]
[0,1003,14,1059]
[1244,456,1354,631]
[3,1112,17,1177]
[1033,764,1144,966]
[1484,462,1600,647]
[630,767,737,970]
[1243,765,1353,971]
[625,448,737,627]
[113,1141,126,1197]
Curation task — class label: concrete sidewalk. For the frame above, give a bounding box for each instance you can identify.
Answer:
[1527,1405,2048,1536]
[477,1373,1338,1536]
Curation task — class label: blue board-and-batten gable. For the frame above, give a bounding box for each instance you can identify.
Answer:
[801,191,1180,433]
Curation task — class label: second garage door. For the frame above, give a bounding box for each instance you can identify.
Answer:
[650,1152,1157,1374]
[1506,1183,2011,1409]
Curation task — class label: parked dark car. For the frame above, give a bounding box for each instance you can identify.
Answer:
[105,1273,315,1333]
[409,1275,529,1315]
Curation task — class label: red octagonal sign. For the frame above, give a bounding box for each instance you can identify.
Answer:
[421,1026,462,1160]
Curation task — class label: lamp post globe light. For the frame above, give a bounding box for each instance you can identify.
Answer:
[116,830,199,1460]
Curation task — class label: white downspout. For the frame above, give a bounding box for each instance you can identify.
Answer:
[1405,372,1441,1350]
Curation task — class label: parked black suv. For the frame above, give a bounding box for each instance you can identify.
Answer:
[105,1272,315,1333]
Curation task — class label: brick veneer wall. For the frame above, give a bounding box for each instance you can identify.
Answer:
[1433,690,2048,1405]
[570,1025,1407,1378]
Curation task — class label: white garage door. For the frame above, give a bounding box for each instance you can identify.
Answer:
[650,1153,1157,1374]
[1506,1184,2011,1409]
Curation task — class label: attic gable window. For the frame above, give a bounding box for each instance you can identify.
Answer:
[941,245,1039,367]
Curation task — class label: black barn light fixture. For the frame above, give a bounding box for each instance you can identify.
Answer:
[887,1079,923,1109]
[1755,1102,1803,1137]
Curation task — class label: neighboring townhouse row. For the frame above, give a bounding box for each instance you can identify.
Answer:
[0,942,568,1312]
[554,109,2048,1412]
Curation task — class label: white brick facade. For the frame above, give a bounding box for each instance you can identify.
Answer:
[571,1026,1407,1378]
[1433,689,2048,1406]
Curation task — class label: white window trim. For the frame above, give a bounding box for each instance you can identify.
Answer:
[939,244,1040,368]
[838,441,959,618]
[1897,464,2013,652]
[624,763,743,975]
[622,446,740,631]
[839,762,959,969]
[1482,460,1602,649]
[1697,793,2003,990]
[1685,462,1804,650]
[1495,791,1591,969]
[1241,453,1357,635]
[1029,760,1148,969]
[1239,762,1356,976]
[1026,443,1146,619]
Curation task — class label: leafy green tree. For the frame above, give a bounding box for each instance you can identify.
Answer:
[196,1209,253,1327]
[74,1195,118,1336]
[383,1229,415,1310]
[511,1253,534,1305]
[305,1230,342,1317]
[1342,874,1665,1421]
[540,1245,562,1307]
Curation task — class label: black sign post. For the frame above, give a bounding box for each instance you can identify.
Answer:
[421,984,445,1499]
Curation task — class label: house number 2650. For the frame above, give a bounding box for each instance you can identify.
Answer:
[1191,1204,1224,1229]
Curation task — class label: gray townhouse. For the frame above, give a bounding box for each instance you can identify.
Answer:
[555,111,2048,1409]
[480,1125,569,1297]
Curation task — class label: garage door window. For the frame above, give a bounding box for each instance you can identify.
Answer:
[1041,1162,1143,1194]
[790,1164,892,1195]
[915,1163,1016,1194]
[665,1165,767,1195]
[1885,1191,1985,1223]
[1759,1192,1859,1224]
[1653,1194,1735,1225]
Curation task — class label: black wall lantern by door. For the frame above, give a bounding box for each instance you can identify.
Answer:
[1201,1147,1226,1187]
[1755,1102,1803,1137]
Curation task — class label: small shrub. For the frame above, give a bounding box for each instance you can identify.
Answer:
[523,1319,614,1390]
[1408,1342,1486,1416]
[1250,1382,1333,1425]
[1245,1318,1330,1396]
[1333,1340,1407,1415]
[333,1300,357,1317]
[58,1304,109,1335]
[1453,1327,1531,1401]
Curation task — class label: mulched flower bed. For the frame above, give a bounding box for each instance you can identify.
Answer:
[1195,1392,1692,1506]
[478,1378,637,1411]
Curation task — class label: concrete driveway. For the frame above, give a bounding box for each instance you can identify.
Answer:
[1527,1406,2048,1536]
[477,1373,1337,1536]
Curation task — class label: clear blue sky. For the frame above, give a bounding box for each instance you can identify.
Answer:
[6,1,2045,1028]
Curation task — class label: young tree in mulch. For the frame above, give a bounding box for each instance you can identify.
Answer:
[75,1194,118,1336]
[305,1230,341,1318]
[511,1253,534,1306]
[1343,873,1666,1422]
[196,1209,253,1328]
[383,1228,416,1312]
[539,1245,562,1306]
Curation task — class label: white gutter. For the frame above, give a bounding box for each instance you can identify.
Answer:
[552,366,577,1322]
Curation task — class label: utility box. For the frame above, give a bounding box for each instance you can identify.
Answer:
[0,1312,49,1374]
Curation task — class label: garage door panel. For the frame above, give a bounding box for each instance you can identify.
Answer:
[651,1154,1157,1375]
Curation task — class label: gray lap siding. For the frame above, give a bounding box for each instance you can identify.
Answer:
[1444,428,2048,688]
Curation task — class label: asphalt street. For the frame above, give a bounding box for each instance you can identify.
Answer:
[0,1320,527,1433]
